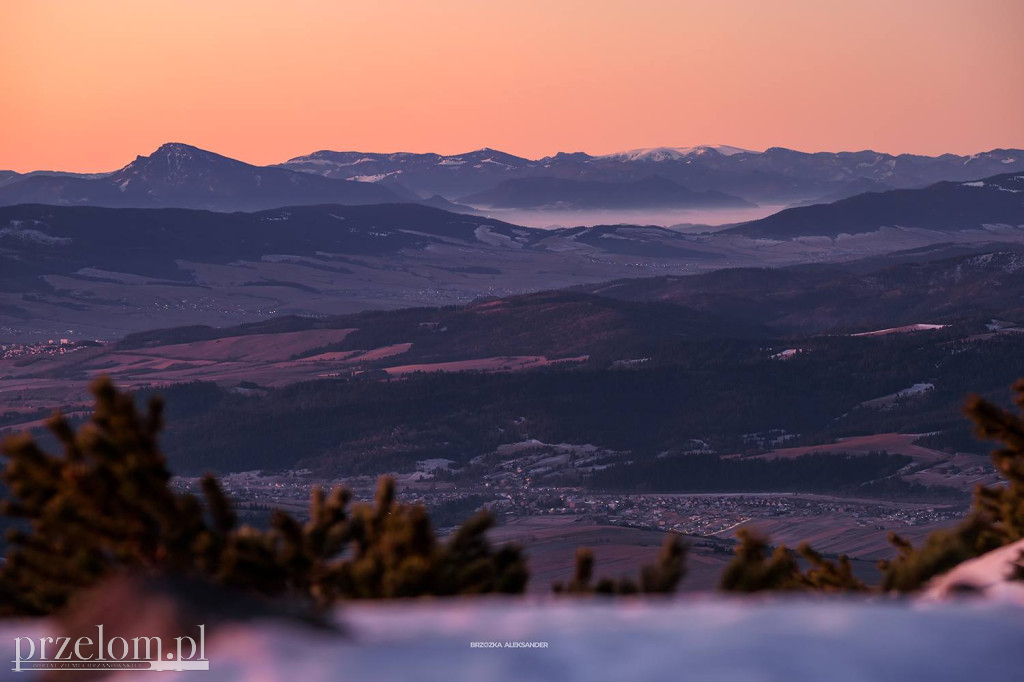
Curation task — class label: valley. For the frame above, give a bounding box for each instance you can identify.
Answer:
[3,241,1021,573]
[6,4,1024,675]
[2,171,1023,342]
[2,144,1022,594]
[179,469,962,592]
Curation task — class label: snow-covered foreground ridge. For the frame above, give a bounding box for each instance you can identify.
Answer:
[925,537,1024,603]
[3,597,1021,681]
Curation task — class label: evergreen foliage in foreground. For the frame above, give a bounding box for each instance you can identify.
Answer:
[718,529,867,593]
[717,380,1024,594]
[0,379,528,616]
[877,380,1024,592]
[2,377,1023,613]
[553,535,687,595]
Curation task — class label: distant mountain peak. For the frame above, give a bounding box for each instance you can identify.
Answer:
[120,143,238,178]
[154,141,202,154]
[456,148,531,164]
[116,143,242,185]
[600,145,755,162]
[0,142,405,212]
[144,142,235,164]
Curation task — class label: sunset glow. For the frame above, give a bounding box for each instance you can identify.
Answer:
[3,0,1023,172]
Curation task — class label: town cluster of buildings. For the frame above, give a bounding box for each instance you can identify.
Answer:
[176,467,965,548]
[0,338,89,360]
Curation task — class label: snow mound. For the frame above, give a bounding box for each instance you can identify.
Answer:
[924,538,1024,605]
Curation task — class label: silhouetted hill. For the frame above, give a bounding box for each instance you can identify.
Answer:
[0,143,404,211]
[120,289,765,357]
[725,173,1024,238]
[0,202,532,289]
[583,247,1024,332]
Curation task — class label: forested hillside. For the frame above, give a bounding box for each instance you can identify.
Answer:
[154,332,1024,485]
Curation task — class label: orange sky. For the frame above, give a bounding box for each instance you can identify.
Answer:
[2,0,1023,172]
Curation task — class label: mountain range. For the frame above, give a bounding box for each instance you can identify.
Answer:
[0,144,406,212]
[4,168,1019,290]
[279,145,1024,205]
[3,143,1022,213]
[1,165,1023,340]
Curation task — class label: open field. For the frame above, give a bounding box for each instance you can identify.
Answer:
[743,433,1001,494]
[5,218,1024,344]
[903,453,1002,490]
[0,331,582,417]
[734,516,954,562]
[485,516,733,593]
[462,510,912,590]
[755,433,950,464]
[385,355,588,376]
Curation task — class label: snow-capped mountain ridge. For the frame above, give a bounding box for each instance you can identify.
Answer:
[4,142,1024,210]
[599,145,755,161]
[279,144,1024,205]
